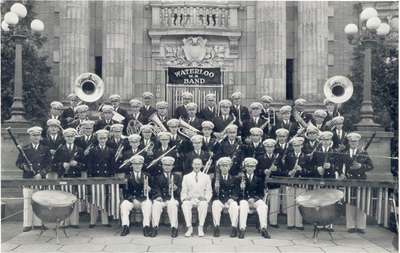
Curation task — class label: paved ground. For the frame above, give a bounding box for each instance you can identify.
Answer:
[1,222,397,253]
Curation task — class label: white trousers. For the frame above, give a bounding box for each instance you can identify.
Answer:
[346,204,366,230]
[286,186,305,227]
[23,187,42,227]
[268,188,280,226]
[152,199,179,228]
[90,204,109,225]
[239,199,268,230]
[182,200,208,227]
[211,200,239,227]
[120,199,152,227]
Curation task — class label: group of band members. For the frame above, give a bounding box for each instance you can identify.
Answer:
[16,90,373,238]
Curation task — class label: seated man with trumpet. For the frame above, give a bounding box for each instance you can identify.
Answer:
[53,128,86,228]
[181,158,213,237]
[94,104,119,132]
[140,92,157,123]
[211,157,240,238]
[120,155,153,237]
[183,135,213,175]
[338,132,373,233]
[276,105,298,138]
[230,91,250,129]
[151,156,181,238]
[16,126,51,232]
[239,157,270,239]
[199,93,218,121]
[126,99,146,135]
[243,102,271,140]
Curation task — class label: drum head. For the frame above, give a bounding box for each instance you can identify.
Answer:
[32,190,77,208]
[296,189,343,208]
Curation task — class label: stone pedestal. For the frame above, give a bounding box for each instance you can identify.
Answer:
[297,1,328,101]
[59,1,90,97]
[102,0,133,99]
[1,128,29,179]
[255,1,286,101]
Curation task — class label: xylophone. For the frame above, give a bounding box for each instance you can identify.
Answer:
[2,177,127,219]
[268,177,397,228]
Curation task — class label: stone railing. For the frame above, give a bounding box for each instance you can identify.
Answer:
[150,2,239,29]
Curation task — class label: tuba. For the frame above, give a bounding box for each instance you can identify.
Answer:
[178,117,201,138]
[324,75,353,104]
[148,113,168,134]
[74,73,104,103]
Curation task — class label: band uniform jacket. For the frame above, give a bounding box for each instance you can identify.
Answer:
[152,172,182,201]
[75,134,98,150]
[213,137,242,175]
[275,142,292,159]
[242,117,270,138]
[183,150,212,175]
[256,152,285,189]
[61,107,75,128]
[302,139,320,155]
[94,119,118,132]
[339,148,373,180]
[310,146,338,178]
[332,129,348,150]
[212,174,240,203]
[53,144,86,177]
[202,136,217,154]
[212,114,239,133]
[174,105,189,120]
[230,105,250,125]
[284,151,313,178]
[117,148,149,175]
[275,119,299,138]
[184,116,203,132]
[198,106,217,121]
[41,133,65,152]
[16,143,51,179]
[123,172,152,202]
[239,174,265,201]
[107,137,129,173]
[149,146,178,176]
[238,142,265,160]
[261,108,277,127]
[87,145,116,177]
[140,105,157,124]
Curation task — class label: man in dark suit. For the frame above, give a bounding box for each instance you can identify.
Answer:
[94,104,118,131]
[140,92,157,123]
[230,91,250,129]
[181,102,203,131]
[41,119,65,169]
[291,98,313,127]
[260,95,277,127]
[126,99,147,134]
[312,109,329,131]
[323,98,342,128]
[68,104,90,129]
[61,93,81,128]
[167,119,187,157]
[276,105,298,138]
[155,101,170,129]
[109,94,129,125]
[119,155,153,236]
[201,121,217,154]
[150,156,181,238]
[43,101,64,136]
[16,126,51,232]
[174,91,192,119]
[183,135,212,175]
[310,131,338,178]
[238,158,270,239]
[75,120,97,154]
[238,127,265,161]
[302,125,320,155]
[331,116,348,150]
[243,102,271,140]
[211,157,240,237]
[199,93,217,121]
[213,99,238,138]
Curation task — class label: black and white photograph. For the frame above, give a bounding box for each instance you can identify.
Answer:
[0,0,399,252]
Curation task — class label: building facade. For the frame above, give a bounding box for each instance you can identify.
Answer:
[33,0,398,111]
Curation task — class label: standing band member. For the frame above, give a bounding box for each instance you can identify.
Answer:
[212,157,240,237]
[239,158,270,239]
[16,126,50,232]
[181,158,212,237]
[230,91,250,129]
[277,105,298,138]
[42,119,64,179]
[109,94,129,125]
[151,156,181,238]
[69,104,90,129]
[140,92,157,123]
[341,133,373,233]
[199,93,217,121]
[175,91,193,120]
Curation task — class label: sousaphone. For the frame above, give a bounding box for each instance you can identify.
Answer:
[323,75,353,104]
[74,72,104,103]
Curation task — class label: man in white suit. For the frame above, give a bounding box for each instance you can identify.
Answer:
[181,158,212,237]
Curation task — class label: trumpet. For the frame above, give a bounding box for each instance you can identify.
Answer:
[178,117,201,138]
[119,142,154,169]
[215,114,237,142]
[144,174,149,200]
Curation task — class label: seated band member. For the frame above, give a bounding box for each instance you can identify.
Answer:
[53,128,85,228]
[151,156,181,238]
[285,137,312,230]
[140,92,157,123]
[340,133,373,234]
[212,157,240,238]
[302,125,320,155]
[239,158,270,239]
[69,104,90,129]
[331,116,348,150]
[312,109,328,131]
[94,104,117,131]
[118,134,143,175]
[175,91,193,119]
[42,119,64,178]
[201,121,217,154]
[199,93,217,121]
[257,138,284,228]
[276,105,298,138]
[120,155,153,236]
[230,92,250,129]
[87,129,115,228]
[181,158,212,237]
[16,126,50,232]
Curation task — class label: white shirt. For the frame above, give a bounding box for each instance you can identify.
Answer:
[350,148,357,158]
[51,134,57,141]
[247,173,253,182]
[204,137,210,144]
[67,144,74,151]
[253,117,259,124]
[222,174,228,181]
[32,143,39,150]
[181,171,212,202]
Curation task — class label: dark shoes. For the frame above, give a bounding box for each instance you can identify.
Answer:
[213,226,220,237]
[296,227,304,231]
[238,229,245,239]
[270,224,279,228]
[70,225,79,229]
[171,227,178,238]
[143,226,150,237]
[357,229,365,234]
[89,224,96,228]
[230,227,238,238]
[120,225,130,236]
[104,224,112,227]
[261,228,271,239]
[33,225,48,230]
[150,227,158,237]
[348,228,357,233]
[23,227,32,232]
[287,226,295,230]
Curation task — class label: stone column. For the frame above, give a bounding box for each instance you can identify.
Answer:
[297,1,328,101]
[59,1,90,96]
[102,0,133,99]
[255,1,286,101]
